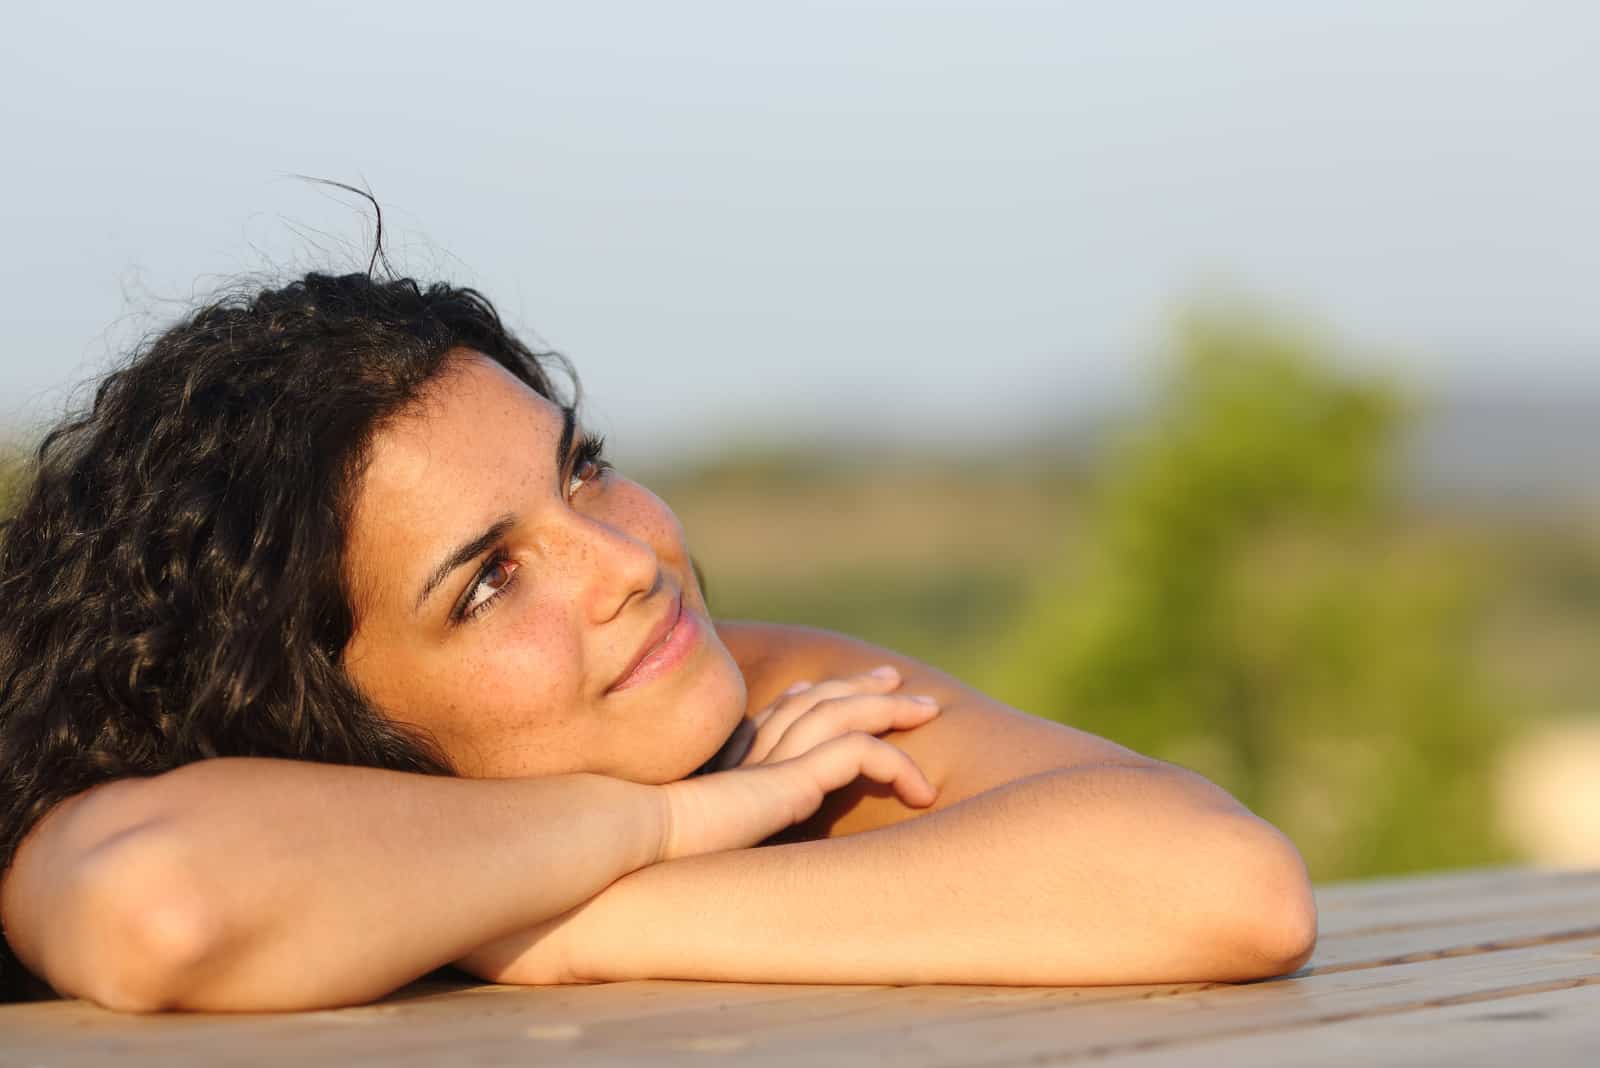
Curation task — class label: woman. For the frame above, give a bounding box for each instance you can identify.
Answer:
[0,270,1317,1012]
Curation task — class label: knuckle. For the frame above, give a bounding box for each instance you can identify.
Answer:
[819,730,865,752]
[753,717,788,742]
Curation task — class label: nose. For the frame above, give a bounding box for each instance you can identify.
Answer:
[571,510,662,624]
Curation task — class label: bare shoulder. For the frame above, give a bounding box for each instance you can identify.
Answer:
[714,619,972,715]
[716,617,1025,706]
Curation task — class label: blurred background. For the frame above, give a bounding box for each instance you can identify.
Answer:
[2,2,1596,882]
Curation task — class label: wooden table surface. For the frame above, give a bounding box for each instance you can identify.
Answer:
[3,866,1596,1066]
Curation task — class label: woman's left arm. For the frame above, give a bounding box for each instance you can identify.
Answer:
[461,623,1317,987]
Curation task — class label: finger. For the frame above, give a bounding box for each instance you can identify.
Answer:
[747,666,904,757]
[752,679,814,730]
[782,732,938,809]
[760,694,941,765]
[752,666,902,730]
[660,731,935,862]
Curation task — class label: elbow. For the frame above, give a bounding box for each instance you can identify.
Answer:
[1222,820,1319,980]
[1240,885,1318,980]
[71,826,227,1013]
[1265,881,1320,977]
[1138,764,1318,981]
[90,896,223,1014]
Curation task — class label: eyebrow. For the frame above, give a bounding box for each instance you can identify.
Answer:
[415,514,515,615]
[412,406,579,615]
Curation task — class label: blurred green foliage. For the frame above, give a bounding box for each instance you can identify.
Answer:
[983,309,1516,880]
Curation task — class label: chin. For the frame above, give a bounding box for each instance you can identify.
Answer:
[667,657,748,782]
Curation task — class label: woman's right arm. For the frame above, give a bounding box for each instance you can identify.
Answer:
[0,672,938,1013]
[0,759,663,1013]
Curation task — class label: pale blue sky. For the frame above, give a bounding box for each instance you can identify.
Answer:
[3,1,1597,461]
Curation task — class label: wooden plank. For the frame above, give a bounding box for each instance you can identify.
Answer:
[0,980,1210,1067]
[1313,865,1571,906]
[1316,872,1600,936]
[1319,888,1600,940]
[0,979,894,1060]
[491,981,1219,1059]
[1305,903,1600,973]
[1095,982,1600,1068]
[573,937,1600,1067]
[1314,866,1598,912]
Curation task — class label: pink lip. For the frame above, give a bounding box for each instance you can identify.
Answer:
[607,594,701,694]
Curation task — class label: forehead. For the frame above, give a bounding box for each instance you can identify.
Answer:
[345,353,560,608]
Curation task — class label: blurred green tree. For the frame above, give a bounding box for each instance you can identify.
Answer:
[987,307,1514,880]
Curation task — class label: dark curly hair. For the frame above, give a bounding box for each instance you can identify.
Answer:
[0,271,569,1000]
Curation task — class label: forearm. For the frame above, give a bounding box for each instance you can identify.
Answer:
[565,763,1317,986]
[5,758,660,1011]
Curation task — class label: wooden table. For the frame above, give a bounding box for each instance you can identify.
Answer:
[3,866,1596,1066]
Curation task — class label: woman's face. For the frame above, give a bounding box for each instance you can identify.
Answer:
[341,351,748,783]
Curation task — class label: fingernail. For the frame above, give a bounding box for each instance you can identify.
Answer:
[870,665,898,680]
[913,695,938,706]
[784,680,812,695]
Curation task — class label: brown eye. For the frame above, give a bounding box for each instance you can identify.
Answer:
[460,558,520,620]
[568,457,606,496]
[483,560,514,591]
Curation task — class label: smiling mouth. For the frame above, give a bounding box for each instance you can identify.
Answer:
[607,593,699,694]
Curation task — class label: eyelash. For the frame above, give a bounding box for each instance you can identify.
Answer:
[452,432,612,624]
[567,433,612,496]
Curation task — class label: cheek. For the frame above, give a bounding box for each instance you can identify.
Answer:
[473,589,599,718]
[389,606,590,774]
[608,481,694,570]
[470,611,574,698]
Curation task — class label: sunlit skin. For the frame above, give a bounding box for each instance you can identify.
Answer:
[342,351,750,784]
[0,329,1322,1016]
[0,348,1319,1011]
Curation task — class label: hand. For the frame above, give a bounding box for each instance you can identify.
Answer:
[456,668,941,986]
[653,666,941,863]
